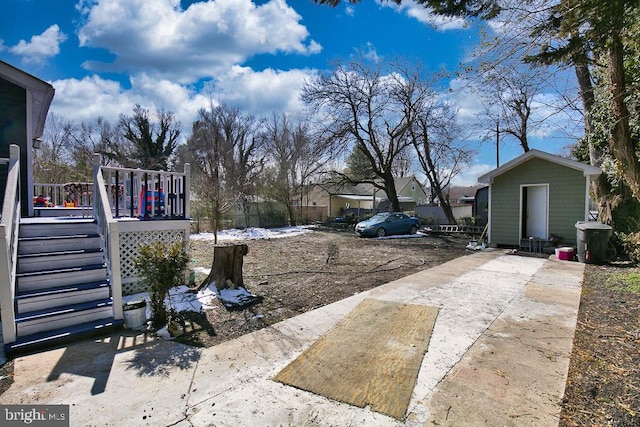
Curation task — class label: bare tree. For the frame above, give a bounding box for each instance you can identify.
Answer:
[35,112,78,184]
[476,62,549,153]
[301,58,425,212]
[178,104,263,242]
[259,112,331,225]
[410,101,473,224]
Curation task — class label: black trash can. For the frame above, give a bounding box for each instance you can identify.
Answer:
[575,221,612,264]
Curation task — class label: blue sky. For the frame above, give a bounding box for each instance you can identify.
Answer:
[1,0,581,186]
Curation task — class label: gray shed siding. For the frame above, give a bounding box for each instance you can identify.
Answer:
[490,157,586,247]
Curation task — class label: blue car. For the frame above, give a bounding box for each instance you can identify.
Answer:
[355,212,420,238]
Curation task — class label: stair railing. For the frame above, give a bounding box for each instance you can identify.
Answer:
[92,154,123,322]
[0,145,21,344]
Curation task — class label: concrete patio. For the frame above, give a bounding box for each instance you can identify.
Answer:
[0,249,584,426]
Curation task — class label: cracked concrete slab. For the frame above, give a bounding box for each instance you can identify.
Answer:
[1,249,584,426]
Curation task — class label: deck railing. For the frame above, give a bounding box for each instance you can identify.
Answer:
[33,160,191,220]
[99,162,190,219]
[0,145,21,343]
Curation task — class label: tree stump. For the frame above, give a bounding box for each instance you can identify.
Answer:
[199,244,249,291]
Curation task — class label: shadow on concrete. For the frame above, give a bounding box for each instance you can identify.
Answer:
[46,329,200,395]
[124,339,201,378]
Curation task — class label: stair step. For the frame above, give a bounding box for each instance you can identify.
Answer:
[16,298,114,323]
[18,247,103,258]
[16,281,111,313]
[16,299,115,337]
[17,249,104,273]
[19,233,100,241]
[18,235,102,255]
[19,219,98,238]
[18,248,104,273]
[5,318,124,356]
[17,263,106,277]
[16,281,110,299]
[17,265,107,291]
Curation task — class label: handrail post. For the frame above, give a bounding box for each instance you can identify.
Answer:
[109,221,123,321]
[0,144,21,344]
[184,163,191,219]
[93,153,101,220]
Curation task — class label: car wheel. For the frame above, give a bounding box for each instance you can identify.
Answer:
[376,228,386,237]
[409,225,418,235]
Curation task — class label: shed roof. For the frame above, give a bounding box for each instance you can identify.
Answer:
[478,149,601,184]
[0,60,55,138]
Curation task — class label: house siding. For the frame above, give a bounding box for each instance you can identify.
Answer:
[0,78,27,212]
[397,177,429,206]
[491,157,586,247]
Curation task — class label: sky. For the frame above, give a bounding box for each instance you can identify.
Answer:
[0,0,582,186]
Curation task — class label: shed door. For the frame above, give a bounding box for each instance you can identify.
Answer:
[522,185,548,239]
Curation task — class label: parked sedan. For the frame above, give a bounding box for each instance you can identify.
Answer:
[355,212,420,238]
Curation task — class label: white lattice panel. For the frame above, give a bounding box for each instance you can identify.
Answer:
[119,229,186,296]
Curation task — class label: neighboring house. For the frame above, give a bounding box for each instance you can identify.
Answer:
[417,185,487,224]
[1,61,191,355]
[478,149,601,248]
[307,176,428,219]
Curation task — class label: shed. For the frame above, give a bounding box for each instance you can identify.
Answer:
[478,149,601,249]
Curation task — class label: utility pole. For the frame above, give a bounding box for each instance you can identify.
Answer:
[496,121,500,168]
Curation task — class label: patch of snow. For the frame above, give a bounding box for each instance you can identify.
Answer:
[193,266,211,275]
[190,225,315,242]
[216,286,261,307]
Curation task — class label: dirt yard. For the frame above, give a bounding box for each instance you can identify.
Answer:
[181,227,470,347]
[559,262,640,426]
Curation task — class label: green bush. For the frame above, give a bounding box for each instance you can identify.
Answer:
[133,240,189,328]
[614,232,640,264]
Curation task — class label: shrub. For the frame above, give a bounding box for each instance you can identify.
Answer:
[614,232,640,264]
[133,240,189,328]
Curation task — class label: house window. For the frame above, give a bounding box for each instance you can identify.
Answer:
[411,181,415,191]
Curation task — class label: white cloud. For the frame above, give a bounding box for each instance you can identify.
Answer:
[77,0,320,83]
[49,75,136,123]
[378,0,467,31]
[49,73,209,125]
[48,65,314,128]
[9,25,67,64]
[451,163,494,187]
[45,0,321,128]
[356,42,382,63]
[214,65,314,117]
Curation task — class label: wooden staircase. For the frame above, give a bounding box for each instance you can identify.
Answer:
[5,218,123,355]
